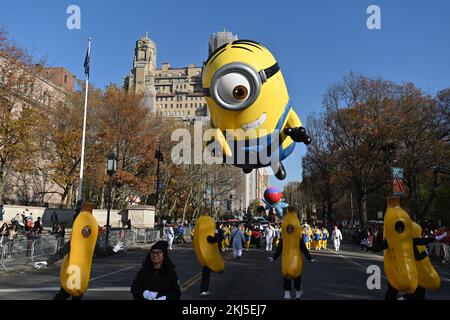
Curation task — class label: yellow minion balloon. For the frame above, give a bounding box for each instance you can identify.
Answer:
[202,40,311,180]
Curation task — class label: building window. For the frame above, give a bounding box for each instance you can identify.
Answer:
[64,75,68,84]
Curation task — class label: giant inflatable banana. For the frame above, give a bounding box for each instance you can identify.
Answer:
[281,208,303,279]
[193,214,224,273]
[60,204,99,297]
[412,222,441,290]
[383,197,418,294]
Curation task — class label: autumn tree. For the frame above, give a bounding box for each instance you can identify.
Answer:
[0,27,47,203]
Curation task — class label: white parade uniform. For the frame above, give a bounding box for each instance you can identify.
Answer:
[332,228,343,252]
[265,226,275,252]
[166,226,175,250]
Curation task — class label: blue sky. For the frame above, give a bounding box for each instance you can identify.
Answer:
[1,0,449,190]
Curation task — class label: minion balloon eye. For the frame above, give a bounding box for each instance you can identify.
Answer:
[205,62,280,111]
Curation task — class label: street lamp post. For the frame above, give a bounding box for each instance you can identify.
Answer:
[106,152,117,247]
[155,145,164,230]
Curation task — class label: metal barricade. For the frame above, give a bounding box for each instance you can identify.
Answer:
[0,228,171,272]
[0,244,6,271]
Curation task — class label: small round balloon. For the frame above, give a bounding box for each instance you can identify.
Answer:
[264,187,283,204]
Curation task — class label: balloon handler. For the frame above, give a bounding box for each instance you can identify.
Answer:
[193,212,225,296]
[366,197,441,300]
[34,203,124,300]
[268,207,317,300]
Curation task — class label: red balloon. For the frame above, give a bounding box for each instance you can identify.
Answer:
[264,187,283,204]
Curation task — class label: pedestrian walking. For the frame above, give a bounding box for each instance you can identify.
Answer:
[131,240,180,300]
[332,225,343,252]
[230,224,245,260]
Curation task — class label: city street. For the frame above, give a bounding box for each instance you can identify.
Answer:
[1,240,449,300]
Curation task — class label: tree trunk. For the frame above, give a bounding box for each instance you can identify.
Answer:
[182,185,193,225]
[0,168,7,204]
[356,184,368,227]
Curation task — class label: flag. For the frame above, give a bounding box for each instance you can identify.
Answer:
[84,41,90,77]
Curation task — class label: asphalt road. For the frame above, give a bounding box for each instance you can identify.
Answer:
[0,240,449,300]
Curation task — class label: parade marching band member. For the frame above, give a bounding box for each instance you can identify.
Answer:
[244,226,252,251]
[302,222,311,250]
[231,224,245,260]
[332,225,343,252]
[223,224,231,251]
[166,223,175,250]
[265,223,275,252]
[274,224,281,248]
[321,227,329,249]
[314,227,322,250]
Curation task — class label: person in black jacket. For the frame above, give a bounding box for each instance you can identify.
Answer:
[199,222,224,297]
[269,235,317,300]
[131,240,181,300]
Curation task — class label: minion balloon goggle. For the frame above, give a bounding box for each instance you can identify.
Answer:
[203,62,280,111]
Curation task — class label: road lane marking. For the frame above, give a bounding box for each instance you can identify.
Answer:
[325,248,450,283]
[0,287,131,293]
[90,266,137,282]
[326,248,388,280]
[180,252,234,292]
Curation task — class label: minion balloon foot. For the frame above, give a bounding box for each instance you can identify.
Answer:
[243,167,253,174]
[284,127,312,145]
[273,162,287,181]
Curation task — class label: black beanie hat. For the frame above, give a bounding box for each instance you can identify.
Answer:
[151,240,169,256]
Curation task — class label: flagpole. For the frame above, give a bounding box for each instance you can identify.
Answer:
[77,37,91,203]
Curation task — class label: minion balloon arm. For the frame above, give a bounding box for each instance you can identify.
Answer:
[283,111,311,145]
[207,128,232,158]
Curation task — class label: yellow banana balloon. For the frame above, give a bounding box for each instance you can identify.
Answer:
[60,204,99,297]
[383,197,418,294]
[193,214,224,273]
[281,208,303,279]
[411,222,441,290]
